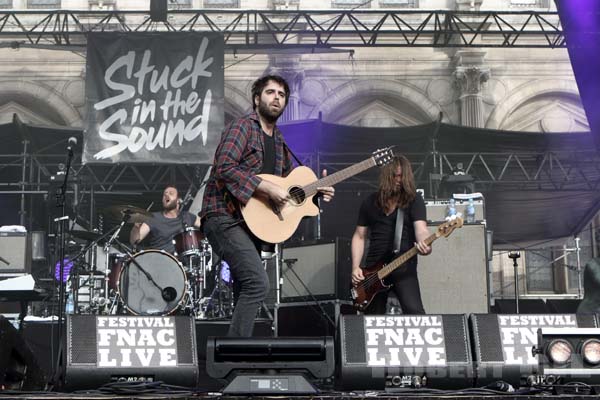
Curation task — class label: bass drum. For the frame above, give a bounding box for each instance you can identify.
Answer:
[118,250,187,316]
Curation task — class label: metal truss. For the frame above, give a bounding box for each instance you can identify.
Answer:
[0,9,565,49]
[309,150,600,193]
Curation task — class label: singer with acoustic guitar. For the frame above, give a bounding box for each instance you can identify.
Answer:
[351,155,432,315]
[200,75,334,337]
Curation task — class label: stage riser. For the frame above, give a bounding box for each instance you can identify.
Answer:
[16,313,600,391]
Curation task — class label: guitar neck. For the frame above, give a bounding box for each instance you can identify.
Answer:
[377,231,440,280]
[303,157,376,196]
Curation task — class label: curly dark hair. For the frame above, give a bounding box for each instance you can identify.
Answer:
[251,75,290,110]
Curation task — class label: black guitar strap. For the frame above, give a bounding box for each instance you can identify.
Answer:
[393,207,404,255]
[283,142,304,167]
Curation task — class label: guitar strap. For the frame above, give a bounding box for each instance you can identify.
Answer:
[283,142,304,167]
[392,207,404,255]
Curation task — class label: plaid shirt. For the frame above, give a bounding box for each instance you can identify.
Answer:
[201,112,293,219]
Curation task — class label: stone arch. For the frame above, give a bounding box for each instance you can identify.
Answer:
[486,79,583,130]
[307,80,441,125]
[0,80,81,126]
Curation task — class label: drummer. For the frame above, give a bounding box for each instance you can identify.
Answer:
[129,184,201,254]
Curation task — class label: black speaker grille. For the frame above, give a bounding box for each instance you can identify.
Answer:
[471,314,503,363]
[576,314,597,327]
[441,315,469,363]
[175,317,195,365]
[69,315,97,365]
[342,315,366,364]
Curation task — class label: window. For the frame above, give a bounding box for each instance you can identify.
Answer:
[203,0,239,8]
[510,0,550,8]
[0,0,12,9]
[379,0,417,8]
[169,0,193,8]
[28,0,61,8]
[332,0,371,9]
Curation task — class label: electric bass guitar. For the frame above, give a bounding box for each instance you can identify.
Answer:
[351,216,464,311]
[240,147,394,244]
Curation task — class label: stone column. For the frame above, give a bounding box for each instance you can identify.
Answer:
[268,55,304,122]
[453,51,489,128]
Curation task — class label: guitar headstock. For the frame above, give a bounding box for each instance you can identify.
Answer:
[372,147,394,166]
[436,215,464,238]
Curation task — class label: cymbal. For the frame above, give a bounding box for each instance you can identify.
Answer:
[70,230,104,242]
[104,205,152,223]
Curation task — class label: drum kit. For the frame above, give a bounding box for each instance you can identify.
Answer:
[64,205,233,318]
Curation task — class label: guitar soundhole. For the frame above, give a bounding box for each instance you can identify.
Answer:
[288,186,305,205]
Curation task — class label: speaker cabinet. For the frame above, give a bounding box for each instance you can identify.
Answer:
[0,316,46,390]
[338,314,473,390]
[281,238,351,302]
[470,313,597,387]
[275,300,354,337]
[64,315,198,390]
[0,232,31,274]
[418,223,489,314]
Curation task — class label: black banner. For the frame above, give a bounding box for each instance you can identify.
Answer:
[84,32,224,164]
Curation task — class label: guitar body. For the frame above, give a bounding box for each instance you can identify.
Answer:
[240,166,320,243]
[351,261,391,312]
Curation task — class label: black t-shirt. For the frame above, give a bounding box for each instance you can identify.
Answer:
[260,132,276,175]
[357,192,426,267]
[145,211,197,254]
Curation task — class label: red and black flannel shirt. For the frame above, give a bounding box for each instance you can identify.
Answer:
[200,112,293,219]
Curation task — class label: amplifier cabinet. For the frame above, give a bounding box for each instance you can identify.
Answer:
[0,232,31,274]
[281,238,351,302]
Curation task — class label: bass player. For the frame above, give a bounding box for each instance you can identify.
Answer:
[351,154,432,314]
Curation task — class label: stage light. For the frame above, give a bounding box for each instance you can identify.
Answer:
[581,339,600,365]
[533,328,600,385]
[546,339,573,365]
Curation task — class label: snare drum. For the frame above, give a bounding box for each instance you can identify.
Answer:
[173,227,205,257]
[118,250,187,316]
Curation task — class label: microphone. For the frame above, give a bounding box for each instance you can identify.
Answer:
[67,137,78,154]
[162,286,177,302]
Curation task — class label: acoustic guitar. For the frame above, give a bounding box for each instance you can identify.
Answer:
[351,216,464,311]
[240,147,394,244]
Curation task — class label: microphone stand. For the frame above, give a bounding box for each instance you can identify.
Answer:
[52,143,74,387]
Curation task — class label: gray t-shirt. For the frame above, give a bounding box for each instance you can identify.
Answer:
[144,211,196,254]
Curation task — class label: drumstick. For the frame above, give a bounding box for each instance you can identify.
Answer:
[146,202,153,211]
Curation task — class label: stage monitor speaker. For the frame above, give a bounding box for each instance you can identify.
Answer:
[338,314,474,390]
[206,336,335,394]
[281,238,351,302]
[0,232,31,274]
[64,315,198,391]
[275,300,354,337]
[470,313,597,387]
[0,316,46,390]
[418,223,488,314]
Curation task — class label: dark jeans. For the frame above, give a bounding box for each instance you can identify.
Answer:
[203,214,269,337]
[364,264,425,315]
